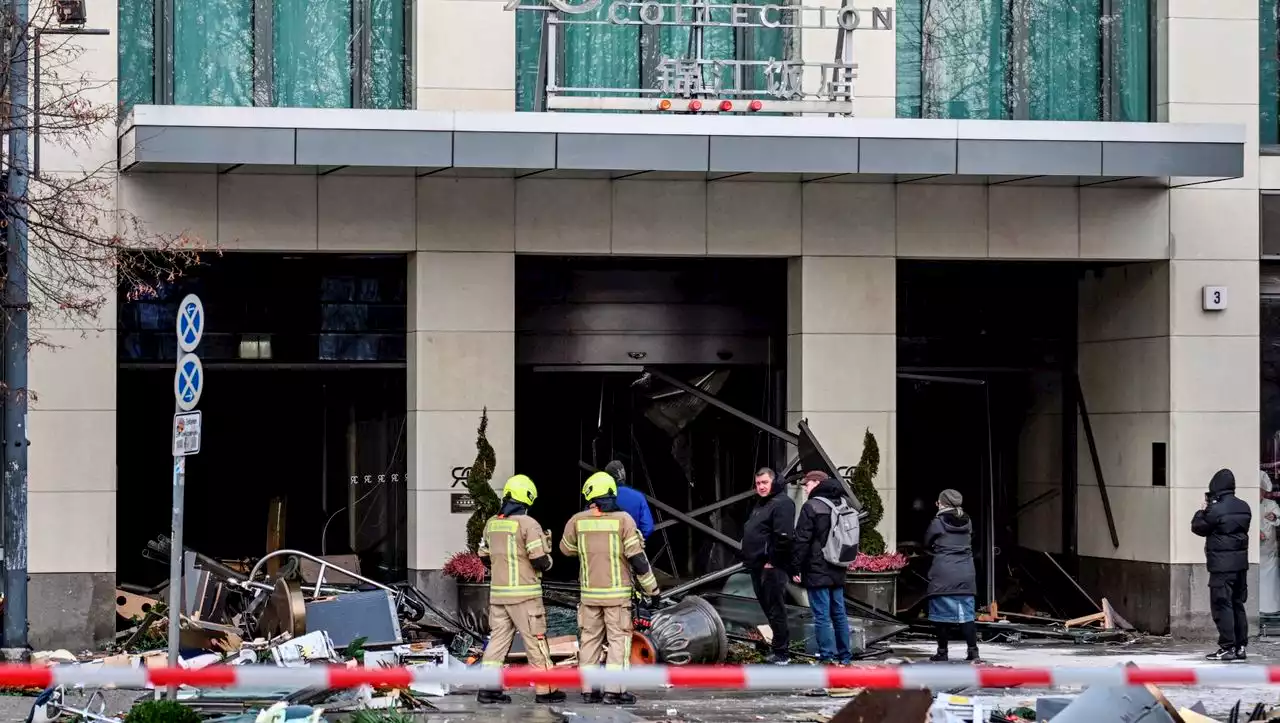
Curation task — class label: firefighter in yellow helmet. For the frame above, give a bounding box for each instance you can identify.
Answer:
[476,474,564,705]
[560,471,660,705]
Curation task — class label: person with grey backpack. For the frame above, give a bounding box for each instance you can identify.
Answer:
[791,470,860,665]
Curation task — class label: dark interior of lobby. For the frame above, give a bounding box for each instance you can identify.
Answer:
[113,252,1106,624]
[115,253,409,588]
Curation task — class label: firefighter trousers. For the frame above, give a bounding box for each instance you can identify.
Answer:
[481,598,557,694]
[578,602,632,694]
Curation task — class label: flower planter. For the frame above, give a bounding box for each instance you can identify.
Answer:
[845,570,898,615]
[455,581,491,636]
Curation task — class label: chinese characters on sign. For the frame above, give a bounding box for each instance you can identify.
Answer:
[655,58,855,101]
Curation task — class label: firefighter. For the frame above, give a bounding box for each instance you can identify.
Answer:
[476,474,564,705]
[560,471,660,705]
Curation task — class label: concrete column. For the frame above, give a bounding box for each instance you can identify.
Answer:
[408,178,516,604]
[786,249,896,545]
[21,0,121,648]
[1159,0,1262,638]
[26,298,118,649]
[788,184,896,545]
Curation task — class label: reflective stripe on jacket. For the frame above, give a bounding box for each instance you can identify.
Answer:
[559,509,656,605]
[479,514,551,603]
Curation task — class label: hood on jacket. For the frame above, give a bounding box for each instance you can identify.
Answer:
[1210,468,1236,498]
[499,499,528,517]
[937,510,971,532]
[755,468,785,500]
[808,477,845,502]
[604,460,628,486]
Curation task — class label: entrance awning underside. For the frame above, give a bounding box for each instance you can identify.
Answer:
[120,105,1245,187]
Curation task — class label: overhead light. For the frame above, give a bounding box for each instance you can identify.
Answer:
[748,100,763,112]
[688,100,702,112]
[55,0,87,25]
[658,99,672,111]
[718,100,733,112]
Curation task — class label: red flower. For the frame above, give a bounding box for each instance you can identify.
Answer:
[849,552,908,572]
[443,551,487,582]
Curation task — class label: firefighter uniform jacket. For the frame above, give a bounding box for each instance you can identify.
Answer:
[479,514,552,604]
[559,508,658,605]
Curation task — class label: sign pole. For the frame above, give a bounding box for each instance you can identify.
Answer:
[167,295,204,695]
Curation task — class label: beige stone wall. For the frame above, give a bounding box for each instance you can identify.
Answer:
[27,0,120,579]
[1160,0,1261,566]
[787,255,897,546]
[407,251,515,569]
[1077,263,1173,564]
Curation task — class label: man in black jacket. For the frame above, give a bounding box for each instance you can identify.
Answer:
[791,471,853,665]
[1192,468,1253,661]
[741,467,795,664]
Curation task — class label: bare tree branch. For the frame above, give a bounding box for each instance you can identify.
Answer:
[0,2,210,348]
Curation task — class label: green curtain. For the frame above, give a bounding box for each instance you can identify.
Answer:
[173,0,254,106]
[516,1,787,108]
[1263,0,1279,145]
[562,3,640,94]
[274,0,354,108]
[658,5,737,91]
[118,0,154,111]
[515,3,546,110]
[897,0,1149,121]
[911,0,1005,119]
[1110,0,1149,122]
[1025,0,1100,120]
[895,0,922,118]
[370,0,408,108]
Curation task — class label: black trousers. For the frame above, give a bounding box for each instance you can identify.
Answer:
[1209,570,1249,648]
[750,566,790,656]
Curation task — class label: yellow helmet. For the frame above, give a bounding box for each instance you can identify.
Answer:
[503,474,538,506]
[582,471,618,502]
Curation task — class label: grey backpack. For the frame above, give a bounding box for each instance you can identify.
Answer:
[812,497,860,567]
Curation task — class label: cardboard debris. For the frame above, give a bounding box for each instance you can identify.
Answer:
[271,631,340,666]
[829,689,933,723]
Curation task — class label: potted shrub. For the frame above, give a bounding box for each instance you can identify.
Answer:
[844,428,904,614]
[451,409,501,635]
[446,550,490,635]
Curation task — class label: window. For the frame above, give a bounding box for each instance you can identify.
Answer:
[118,0,412,111]
[895,0,1153,121]
[514,0,788,112]
[1263,0,1279,146]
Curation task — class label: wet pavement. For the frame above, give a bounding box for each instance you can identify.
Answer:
[3,639,1279,721]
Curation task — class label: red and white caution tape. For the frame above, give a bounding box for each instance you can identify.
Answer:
[4,664,1280,691]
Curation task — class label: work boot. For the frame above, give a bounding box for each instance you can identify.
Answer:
[603,691,637,705]
[1205,647,1235,661]
[476,690,511,705]
[581,690,603,704]
[535,690,567,704]
[965,646,981,663]
[929,643,948,663]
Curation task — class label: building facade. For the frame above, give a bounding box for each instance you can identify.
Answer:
[21,0,1266,648]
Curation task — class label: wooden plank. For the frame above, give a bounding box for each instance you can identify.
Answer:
[1063,612,1105,629]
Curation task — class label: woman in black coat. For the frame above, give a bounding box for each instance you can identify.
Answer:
[924,488,980,662]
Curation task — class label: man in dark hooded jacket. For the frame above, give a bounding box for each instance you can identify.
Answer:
[740,467,795,664]
[791,471,853,665]
[1192,468,1253,661]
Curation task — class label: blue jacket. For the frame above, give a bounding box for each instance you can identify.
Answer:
[616,485,654,539]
